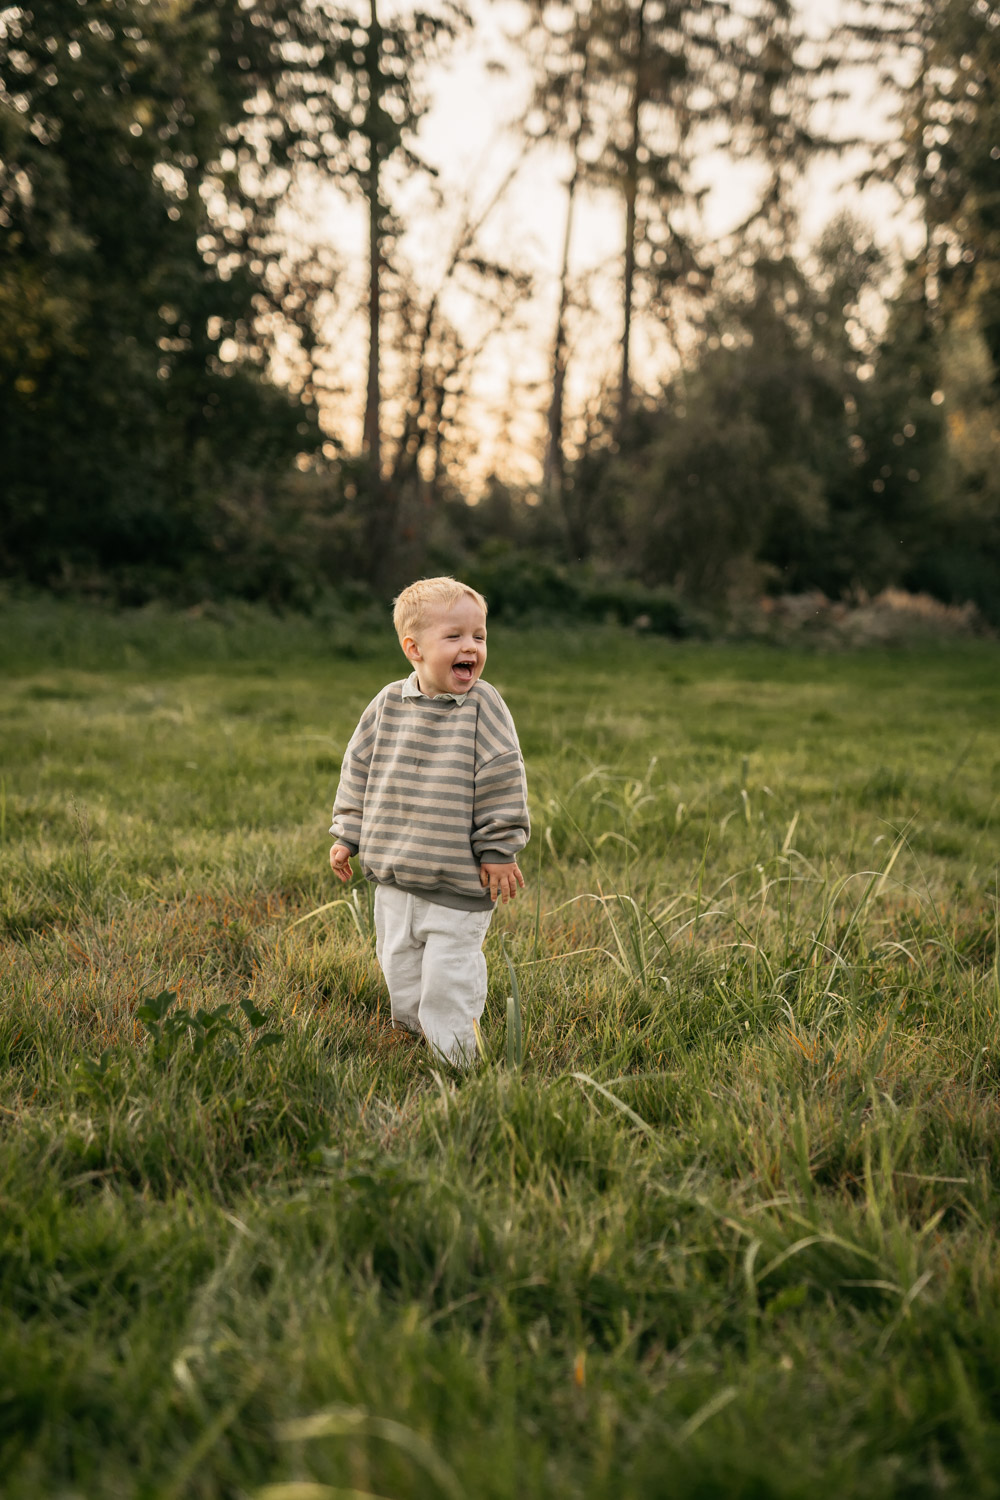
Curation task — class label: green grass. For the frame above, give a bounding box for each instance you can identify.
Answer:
[2,595,1000,1498]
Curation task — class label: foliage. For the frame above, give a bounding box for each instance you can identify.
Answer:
[876,0,1000,380]
[906,304,1000,624]
[0,0,316,591]
[518,0,819,427]
[463,541,696,635]
[910,0,1000,622]
[848,0,1000,622]
[1,612,999,1495]
[280,0,469,517]
[134,988,283,1061]
[1,0,998,625]
[554,222,934,599]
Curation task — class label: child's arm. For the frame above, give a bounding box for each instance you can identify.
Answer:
[329,696,380,881]
[471,694,530,903]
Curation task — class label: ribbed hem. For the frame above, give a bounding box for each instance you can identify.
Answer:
[368,876,494,913]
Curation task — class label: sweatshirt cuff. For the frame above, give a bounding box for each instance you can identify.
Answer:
[332,837,359,855]
[478,849,517,864]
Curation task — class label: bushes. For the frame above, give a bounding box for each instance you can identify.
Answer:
[465,545,696,636]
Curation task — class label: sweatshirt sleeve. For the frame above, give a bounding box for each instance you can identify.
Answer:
[471,689,530,863]
[329,693,381,854]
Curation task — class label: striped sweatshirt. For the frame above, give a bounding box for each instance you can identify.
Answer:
[330,676,530,911]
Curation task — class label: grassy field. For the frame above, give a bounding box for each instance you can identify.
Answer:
[2,597,999,1499]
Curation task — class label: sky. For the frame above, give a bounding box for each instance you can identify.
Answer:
[294,0,923,490]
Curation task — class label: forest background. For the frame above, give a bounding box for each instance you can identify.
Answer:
[1,0,998,626]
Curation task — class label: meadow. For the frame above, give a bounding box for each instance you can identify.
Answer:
[2,597,999,1499]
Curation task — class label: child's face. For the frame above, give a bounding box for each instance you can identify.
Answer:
[403,597,488,697]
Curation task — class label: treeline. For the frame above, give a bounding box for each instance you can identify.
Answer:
[1,0,998,622]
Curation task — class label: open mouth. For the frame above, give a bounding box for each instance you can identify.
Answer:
[452,661,475,682]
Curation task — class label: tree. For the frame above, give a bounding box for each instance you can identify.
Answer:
[848,0,1000,618]
[851,0,999,374]
[519,0,818,466]
[276,0,468,575]
[0,0,313,591]
[555,216,933,602]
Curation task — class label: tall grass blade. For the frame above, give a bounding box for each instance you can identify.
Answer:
[782,810,800,853]
[256,1486,396,1500]
[571,1072,654,1135]
[500,933,522,1069]
[277,1407,463,1500]
[676,1385,739,1444]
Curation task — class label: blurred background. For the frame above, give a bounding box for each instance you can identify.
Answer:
[1,0,997,627]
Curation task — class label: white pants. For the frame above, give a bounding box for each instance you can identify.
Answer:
[374,885,494,1066]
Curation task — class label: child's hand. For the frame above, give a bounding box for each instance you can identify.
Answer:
[480,860,525,904]
[330,843,354,883]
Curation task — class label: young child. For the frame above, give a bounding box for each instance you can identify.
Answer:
[329,577,529,1065]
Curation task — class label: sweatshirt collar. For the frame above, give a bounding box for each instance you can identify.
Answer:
[401,671,471,706]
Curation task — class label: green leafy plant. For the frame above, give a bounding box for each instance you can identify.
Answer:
[72,1049,121,1100]
[134,990,283,1061]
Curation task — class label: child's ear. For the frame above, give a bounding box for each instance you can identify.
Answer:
[402,635,421,664]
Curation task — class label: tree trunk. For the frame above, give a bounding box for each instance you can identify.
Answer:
[362,0,382,474]
[362,0,392,584]
[544,28,589,502]
[544,167,579,500]
[618,0,646,435]
[363,164,381,470]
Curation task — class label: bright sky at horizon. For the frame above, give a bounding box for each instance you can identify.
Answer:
[297,0,922,492]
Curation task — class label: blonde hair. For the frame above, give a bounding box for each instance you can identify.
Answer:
[392,576,488,644]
